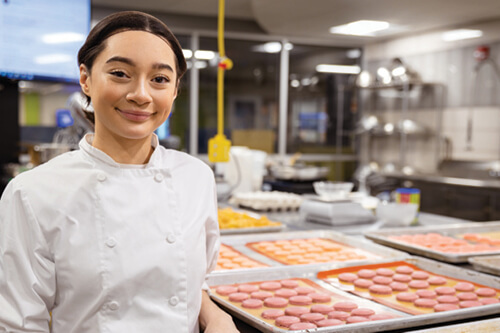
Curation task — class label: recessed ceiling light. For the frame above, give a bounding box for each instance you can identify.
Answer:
[441,29,483,42]
[316,64,361,74]
[330,20,390,37]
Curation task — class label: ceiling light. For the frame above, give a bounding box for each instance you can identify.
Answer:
[252,42,293,53]
[194,50,216,60]
[316,64,361,74]
[346,49,362,59]
[330,20,390,37]
[182,49,216,60]
[357,71,372,87]
[441,29,483,42]
[42,32,86,44]
[391,66,406,77]
[377,67,392,84]
[34,54,73,64]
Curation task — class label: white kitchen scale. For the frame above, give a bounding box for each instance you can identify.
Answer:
[299,195,376,226]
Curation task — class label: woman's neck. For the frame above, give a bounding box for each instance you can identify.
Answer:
[92,132,154,165]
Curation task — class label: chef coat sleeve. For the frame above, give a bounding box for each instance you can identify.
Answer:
[0,180,55,332]
[202,179,221,290]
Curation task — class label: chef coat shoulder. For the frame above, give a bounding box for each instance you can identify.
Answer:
[158,147,215,184]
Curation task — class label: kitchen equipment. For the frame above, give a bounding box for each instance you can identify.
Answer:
[299,198,376,226]
[376,202,419,227]
[313,181,353,201]
[365,221,500,263]
[270,164,329,181]
[29,143,71,165]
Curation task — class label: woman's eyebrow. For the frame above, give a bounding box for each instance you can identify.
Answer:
[152,62,174,72]
[105,56,174,73]
[106,56,135,66]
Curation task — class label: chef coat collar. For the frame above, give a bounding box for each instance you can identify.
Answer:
[79,133,162,168]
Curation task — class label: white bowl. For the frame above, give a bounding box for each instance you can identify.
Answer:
[376,202,418,227]
[313,181,354,200]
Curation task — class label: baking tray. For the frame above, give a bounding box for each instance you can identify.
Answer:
[212,230,409,274]
[219,208,285,235]
[207,266,408,333]
[316,257,500,331]
[220,225,285,235]
[410,317,500,333]
[318,257,500,315]
[468,255,500,276]
[364,222,500,263]
[207,258,500,333]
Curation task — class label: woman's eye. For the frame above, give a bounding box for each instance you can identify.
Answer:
[153,76,170,84]
[110,71,128,78]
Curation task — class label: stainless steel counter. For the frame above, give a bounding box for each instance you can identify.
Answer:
[382,171,500,189]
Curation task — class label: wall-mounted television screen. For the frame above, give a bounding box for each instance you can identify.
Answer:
[0,0,91,83]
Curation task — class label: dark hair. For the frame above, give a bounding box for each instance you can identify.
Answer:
[78,11,187,104]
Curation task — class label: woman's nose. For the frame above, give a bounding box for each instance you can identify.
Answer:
[126,79,152,105]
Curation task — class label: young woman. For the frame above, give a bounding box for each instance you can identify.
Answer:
[0,11,239,333]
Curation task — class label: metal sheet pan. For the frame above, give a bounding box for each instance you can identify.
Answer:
[207,266,409,333]
[219,208,285,235]
[468,255,500,276]
[207,257,500,333]
[410,318,500,333]
[318,257,500,315]
[220,225,285,235]
[364,222,500,263]
[212,230,409,274]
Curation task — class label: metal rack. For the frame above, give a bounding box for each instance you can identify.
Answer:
[356,81,447,174]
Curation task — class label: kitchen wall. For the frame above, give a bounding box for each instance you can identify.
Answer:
[362,19,500,169]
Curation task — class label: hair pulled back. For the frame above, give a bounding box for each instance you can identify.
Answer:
[78,11,187,104]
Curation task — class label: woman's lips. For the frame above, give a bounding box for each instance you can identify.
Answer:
[116,108,153,122]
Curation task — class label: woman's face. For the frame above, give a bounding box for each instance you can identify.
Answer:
[79,30,178,142]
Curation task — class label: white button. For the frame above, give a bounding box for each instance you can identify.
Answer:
[106,238,117,248]
[166,233,176,244]
[169,296,179,306]
[154,173,164,182]
[97,173,107,182]
[109,301,119,311]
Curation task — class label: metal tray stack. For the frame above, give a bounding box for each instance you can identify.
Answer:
[364,222,500,263]
[208,257,500,333]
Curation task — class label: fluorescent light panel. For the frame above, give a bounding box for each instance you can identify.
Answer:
[316,64,361,74]
[442,29,483,42]
[330,20,390,36]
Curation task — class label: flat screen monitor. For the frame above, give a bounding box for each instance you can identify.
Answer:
[0,0,91,83]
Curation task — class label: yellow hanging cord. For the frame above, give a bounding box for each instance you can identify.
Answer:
[208,0,232,162]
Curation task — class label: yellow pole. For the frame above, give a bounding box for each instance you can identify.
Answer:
[208,0,232,162]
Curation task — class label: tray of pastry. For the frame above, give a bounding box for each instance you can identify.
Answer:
[212,230,408,273]
[208,266,407,332]
[316,257,500,331]
[364,221,500,263]
[218,207,285,235]
[468,255,500,276]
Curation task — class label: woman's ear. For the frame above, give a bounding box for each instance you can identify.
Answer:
[79,64,91,96]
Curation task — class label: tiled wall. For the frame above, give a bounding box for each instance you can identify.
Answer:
[362,38,500,171]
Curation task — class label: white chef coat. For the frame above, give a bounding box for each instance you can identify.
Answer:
[0,134,220,333]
